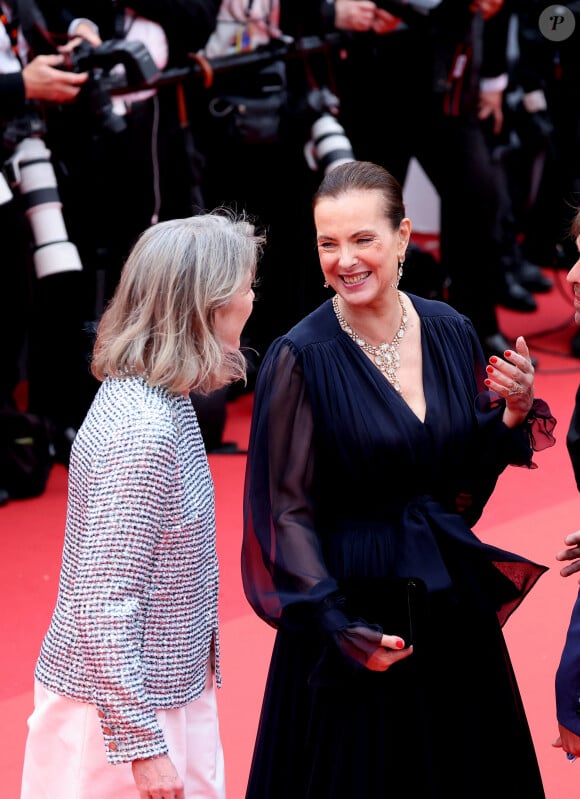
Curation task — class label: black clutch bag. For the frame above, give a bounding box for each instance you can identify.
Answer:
[339,576,428,648]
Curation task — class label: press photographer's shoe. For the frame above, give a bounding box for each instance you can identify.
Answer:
[482,332,513,360]
[497,272,537,312]
[514,260,553,294]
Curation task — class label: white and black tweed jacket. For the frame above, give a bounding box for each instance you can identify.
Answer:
[34,376,221,764]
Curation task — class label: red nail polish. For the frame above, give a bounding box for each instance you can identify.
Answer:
[489,356,497,364]
[504,350,512,358]
[396,640,404,649]
[485,365,493,373]
[484,379,491,386]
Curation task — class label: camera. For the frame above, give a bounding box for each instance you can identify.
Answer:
[304,114,355,175]
[62,39,161,135]
[2,113,83,279]
[303,87,355,175]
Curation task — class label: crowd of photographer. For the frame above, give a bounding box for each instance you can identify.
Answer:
[2,1,580,797]
[0,0,223,498]
[1,0,579,505]
[0,1,91,504]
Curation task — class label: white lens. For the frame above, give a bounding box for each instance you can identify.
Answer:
[13,137,83,279]
[309,114,355,174]
[26,202,68,245]
[34,241,83,279]
[0,172,12,205]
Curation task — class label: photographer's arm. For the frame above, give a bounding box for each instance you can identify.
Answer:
[0,72,26,114]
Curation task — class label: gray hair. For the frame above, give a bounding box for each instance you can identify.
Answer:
[91,210,265,395]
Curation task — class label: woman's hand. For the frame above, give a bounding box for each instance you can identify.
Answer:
[132,754,184,799]
[484,335,535,427]
[366,633,413,671]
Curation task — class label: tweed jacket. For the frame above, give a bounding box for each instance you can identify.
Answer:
[34,376,221,764]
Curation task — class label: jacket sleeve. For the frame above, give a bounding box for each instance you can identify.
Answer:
[481,0,510,80]
[556,591,580,736]
[452,317,556,526]
[0,72,26,115]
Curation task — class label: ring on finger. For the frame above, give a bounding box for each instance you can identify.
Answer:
[507,380,525,396]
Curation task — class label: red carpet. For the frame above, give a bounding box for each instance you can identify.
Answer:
[3,272,580,798]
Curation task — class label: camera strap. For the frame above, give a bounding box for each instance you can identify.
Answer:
[113,6,126,40]
[13,0,59,56]
[1,2,23,65]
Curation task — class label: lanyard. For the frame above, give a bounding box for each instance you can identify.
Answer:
[0,5,22,64]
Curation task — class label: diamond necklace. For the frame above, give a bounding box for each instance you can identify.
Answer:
[332,292,408,393]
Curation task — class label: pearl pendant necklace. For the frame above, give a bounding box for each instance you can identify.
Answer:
[332,292,408,393]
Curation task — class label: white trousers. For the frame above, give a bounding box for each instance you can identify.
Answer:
[20,663,225,799]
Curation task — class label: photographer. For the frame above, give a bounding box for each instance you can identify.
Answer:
[34,0,221,265]
[327,0,524,361]
[28,0,221,427]
[192,2,352,367]
[0,0,91,489]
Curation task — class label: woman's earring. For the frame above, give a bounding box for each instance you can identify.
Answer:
[323,279,329,289]
[391,259,404,289]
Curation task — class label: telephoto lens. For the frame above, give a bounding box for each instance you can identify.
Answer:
[0,171,13,205]
[304,113,355,175]
[8,137,83,278]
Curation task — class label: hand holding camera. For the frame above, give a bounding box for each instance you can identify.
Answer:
[22,53,88,104]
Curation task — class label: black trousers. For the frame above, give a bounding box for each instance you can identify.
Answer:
[45,86,202,420]
[0,195,90,430]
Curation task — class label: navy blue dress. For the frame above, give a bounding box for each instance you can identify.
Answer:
[242,294,556,798]
[555,387,580,735]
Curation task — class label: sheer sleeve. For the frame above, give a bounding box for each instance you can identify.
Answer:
[454,320,557,525]
[241,339,382,667]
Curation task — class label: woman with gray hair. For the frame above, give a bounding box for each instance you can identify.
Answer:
[19,210,264,799]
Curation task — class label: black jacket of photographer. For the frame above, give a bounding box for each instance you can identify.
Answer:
[25,0,221,65]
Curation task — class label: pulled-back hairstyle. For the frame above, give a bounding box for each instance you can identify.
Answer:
[571,207,580,240]
[91,210,264,395]
[313,160,406,230]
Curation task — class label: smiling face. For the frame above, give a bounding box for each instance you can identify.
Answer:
[566,233,580,325]
[213,271,255,350]
[315,189,411,311]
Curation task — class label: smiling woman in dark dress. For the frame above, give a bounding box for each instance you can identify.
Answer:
[241,160,556,798]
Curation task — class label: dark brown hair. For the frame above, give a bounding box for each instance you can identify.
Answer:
[313,160,406,230]
[571,207,580,240]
